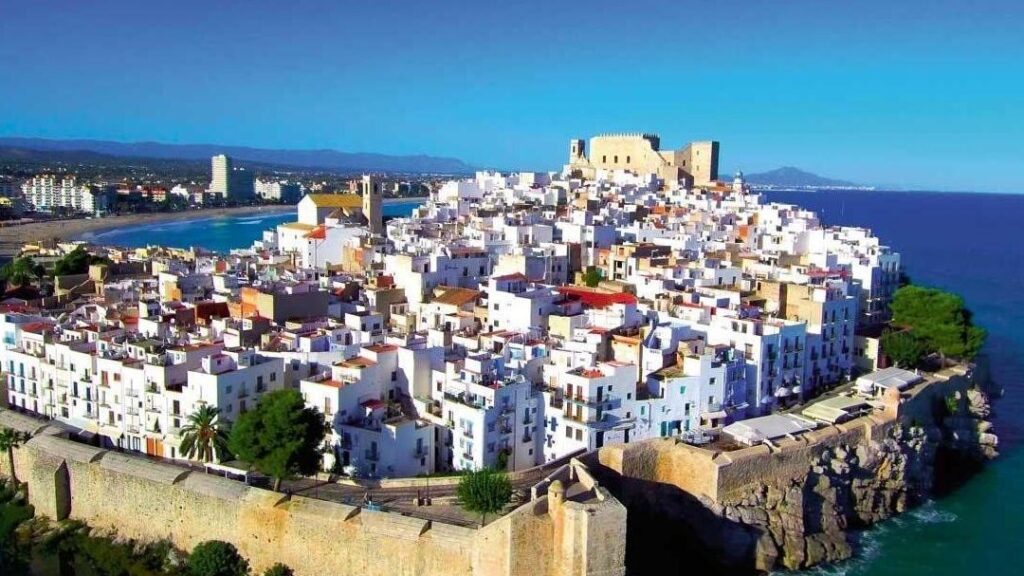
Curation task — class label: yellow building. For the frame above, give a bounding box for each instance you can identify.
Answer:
[568,133,719,186]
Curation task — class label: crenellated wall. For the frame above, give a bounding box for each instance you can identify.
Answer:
[0,409,626,576]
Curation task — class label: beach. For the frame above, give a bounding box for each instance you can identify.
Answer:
[0,205,293,261]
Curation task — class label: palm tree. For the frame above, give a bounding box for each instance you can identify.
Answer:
[0,427,30,487]
[179,406,231,463]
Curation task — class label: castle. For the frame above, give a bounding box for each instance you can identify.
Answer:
[566,133,719,186]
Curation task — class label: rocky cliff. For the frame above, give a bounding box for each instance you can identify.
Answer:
[588,370,998,575]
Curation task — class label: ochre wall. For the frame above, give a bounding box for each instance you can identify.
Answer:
[0,410,626,576]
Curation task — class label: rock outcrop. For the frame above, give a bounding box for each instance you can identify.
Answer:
[588,369,998,575]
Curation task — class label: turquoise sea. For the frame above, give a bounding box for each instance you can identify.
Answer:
[84,191,1022,574]
[86,199,424,252]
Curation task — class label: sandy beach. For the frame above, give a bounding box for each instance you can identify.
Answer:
[0,205,293,261]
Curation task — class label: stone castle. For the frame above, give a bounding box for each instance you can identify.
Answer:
[566,133,719,186]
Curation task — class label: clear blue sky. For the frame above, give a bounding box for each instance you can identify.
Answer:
[1,0,1021,191]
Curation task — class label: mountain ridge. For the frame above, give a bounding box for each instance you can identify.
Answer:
[740,166,858,188]
[0,136,476,174]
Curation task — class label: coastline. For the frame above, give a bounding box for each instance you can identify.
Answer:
[0,205,293,261]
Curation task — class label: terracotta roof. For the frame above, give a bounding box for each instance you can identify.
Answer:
[279,222,317,232]
[304,194,362,209]
[432,287,481,307]
[305,225,327,240]
[557,286,637,308]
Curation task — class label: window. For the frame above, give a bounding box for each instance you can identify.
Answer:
[565,425,572,438]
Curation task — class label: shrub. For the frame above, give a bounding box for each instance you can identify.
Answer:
[189,540,250,576]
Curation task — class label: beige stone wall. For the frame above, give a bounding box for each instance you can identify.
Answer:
[0,413,626,576]
[595,369,973,506]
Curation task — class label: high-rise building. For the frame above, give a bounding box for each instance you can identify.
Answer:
[210,154,255,201]
[360,174,382,235]
[210,154,231,195]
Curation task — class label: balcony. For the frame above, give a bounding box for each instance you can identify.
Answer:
[462,427,474,439]
[412,447,428,459]
[364,450,380,462]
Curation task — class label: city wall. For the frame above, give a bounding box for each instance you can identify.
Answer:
[0,410,626,576]
[592,366,972,506]
[583,365,983,573]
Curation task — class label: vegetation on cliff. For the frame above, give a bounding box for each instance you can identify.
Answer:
[884,285,986,366]
[188,540,249,576]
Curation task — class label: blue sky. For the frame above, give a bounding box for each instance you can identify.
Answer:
[1,0,1021,191]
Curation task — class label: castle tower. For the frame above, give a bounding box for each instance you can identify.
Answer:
[569,138,586,163]
[360,175,382,235]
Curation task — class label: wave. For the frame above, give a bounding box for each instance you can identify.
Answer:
[908,501,957,524]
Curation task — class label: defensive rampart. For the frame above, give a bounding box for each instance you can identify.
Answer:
[584,365,994,573]
[0,410,626,576]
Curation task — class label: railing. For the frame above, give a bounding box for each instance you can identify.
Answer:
[364,450,380,462]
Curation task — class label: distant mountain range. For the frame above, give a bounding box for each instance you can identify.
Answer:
[740,166,858,188]
[0,137,475,174]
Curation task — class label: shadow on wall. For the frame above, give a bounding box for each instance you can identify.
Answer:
[586,458,762,576]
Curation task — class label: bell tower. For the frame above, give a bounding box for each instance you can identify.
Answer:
[360,175,383,235]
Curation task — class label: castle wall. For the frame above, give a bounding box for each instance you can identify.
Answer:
[0,410,626,576]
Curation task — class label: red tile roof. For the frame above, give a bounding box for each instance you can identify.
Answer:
[557,286,637,308]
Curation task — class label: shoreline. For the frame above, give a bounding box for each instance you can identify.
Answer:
[0,205,293,260]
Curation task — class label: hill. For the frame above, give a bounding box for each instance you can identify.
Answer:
[742,167,857,188]
[0,137,475,174]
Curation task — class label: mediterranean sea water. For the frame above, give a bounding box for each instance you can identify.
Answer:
[767,190,1024,576]
[87,199,425,252]
[85,191,1023,574]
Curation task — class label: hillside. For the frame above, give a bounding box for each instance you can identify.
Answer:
[0,137,475,174]
[742,166,858,188]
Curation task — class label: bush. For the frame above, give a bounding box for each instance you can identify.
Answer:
[189,540,250,576]
[456,468,512,525]
[264,563,294,576]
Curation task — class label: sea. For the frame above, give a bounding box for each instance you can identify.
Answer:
[87,190,1023,574]
[767,190,1024,576]
[86,198,425,252]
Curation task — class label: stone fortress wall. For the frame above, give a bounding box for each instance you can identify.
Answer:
[582,365,990,572]
[0,365,986,575]
[568,133,719,186]
[0,409,626,576]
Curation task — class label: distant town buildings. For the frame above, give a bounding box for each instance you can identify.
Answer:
[255,179,302,203]
[20,174,110,215]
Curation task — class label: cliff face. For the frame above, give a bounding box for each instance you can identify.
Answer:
[715,422,937,570]
[589,372,998,575]
[715,387,997,572]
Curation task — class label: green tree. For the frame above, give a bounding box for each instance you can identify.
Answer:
[188,540,249,576]
[0,428,30,487]
[52,246,111,277]
[228,389,326,491]
[456,468,512,526]
[880,330,926,369]
[180,405,231,464]
[0,256,44,287]
[263,563,294,576]
[890,285,986,362]
[582,266,603,288]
